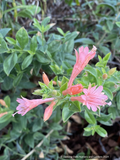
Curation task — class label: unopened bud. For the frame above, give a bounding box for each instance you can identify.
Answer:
[92,45,97,52]
[53,81,57,85]
[0,99,8,108]
[43,101,56,121]
[102,73,108,80]
[37,31,42,38]
[51,90,58,96]
[33,89,41,95]
[108,68,116,75]
[58,81,61,87]
[42,72,49,86]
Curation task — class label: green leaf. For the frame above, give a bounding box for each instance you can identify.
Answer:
[95,125,107,137]
[57,28,64,36]
[13,73,23,87]
[75,38,94,44]
[0,119,11,130]
[99,45,111,55]
[96,113,112,122]
[49,123,62,130]
[84,65,97,78]
[107,20,114,31]
[115,38,120,51]
[65,31,78,42]
[96,3,116,14]
[116,22,120,28]
[62,102,76,122]
[83,130,92,136]
[0,36,9,53]
[103,87,113,100]
[41,17,50,26]
[32,119,43,132]
[16,142,26,155]
[71,101,81,112]
[36,51,50,64]
[103,52,111,62]
[0,155,8,160]
[30,36,37,53]
[84,110,96,124]
[4,96,11,107]
[48,40,61,53]
[6,37,16,45]
[22,54,33,70]
[25,134,34,148]
[65,39,74,53]
[50,64,63,75]
[33,18,42,31]
[0,28,11,37]
[17,10,32,19]
[33,132,44,140]
[3,53,18,75]
[16,27,28,49]
[0,111,12,124]
[61,76,69,86]
[60,82,68,93]
[116,91,120,110]
[1,76,13,91]
[76,152,85,160]
[108,107,116,119]
[26,5,41,15]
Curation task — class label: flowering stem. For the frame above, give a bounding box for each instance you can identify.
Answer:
[21,119,62,160]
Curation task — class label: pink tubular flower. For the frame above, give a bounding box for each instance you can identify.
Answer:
[0,112,8,118]
[12,97,55,117]
[62,84,83,95]
[71,84,111,112]
[43,101,56,121]
[68,46,97,87]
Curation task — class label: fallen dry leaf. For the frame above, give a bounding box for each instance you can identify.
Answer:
[71,114,81,124]
[39,151,44,158]
[108,139,118,147]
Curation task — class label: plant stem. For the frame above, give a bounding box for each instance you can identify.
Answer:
[3,5,30,15]
[2,144,25,157]
[85,0,98,21]
[12,0,17,22]
[21,119,62,160]
[96,32,106,46]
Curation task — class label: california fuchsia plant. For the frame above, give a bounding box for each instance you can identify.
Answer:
[12,45,116,137]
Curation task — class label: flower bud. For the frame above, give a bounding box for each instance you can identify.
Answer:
[102,73,108,80]
[108,68,116,75]
[58,81,61,87]
[43,101,56,121]
[33,89,41,95]
[51,90,58,96]
[53,81,57,85]
[42,72,49,86]
[0,99,8,107]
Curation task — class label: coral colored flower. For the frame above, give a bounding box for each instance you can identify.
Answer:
[0,112,8,118]
[62,84,83,95]
[12,97,55,117]
[0,99,8,108]
[42,72,49,86]
[68,46,97,87]
[43,101,56,121]
[71,84,111,112]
